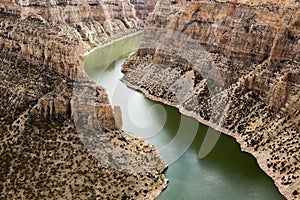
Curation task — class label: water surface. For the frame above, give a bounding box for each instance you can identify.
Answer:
[84,34,285,200]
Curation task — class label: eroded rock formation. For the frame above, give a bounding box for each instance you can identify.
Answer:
[122,0,300,199]
[130,0,156,21]
[0,0,141,79]
[0,1,167,199]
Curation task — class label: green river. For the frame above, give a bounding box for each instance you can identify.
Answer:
[84,33,285,200]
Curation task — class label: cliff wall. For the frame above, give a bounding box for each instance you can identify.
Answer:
[122,0,300,199]
[0,0,140,79]
[130,0,156,21]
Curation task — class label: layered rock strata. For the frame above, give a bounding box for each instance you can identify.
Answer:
[0,1,167,199]
[130,0,156,21]
[122,0,300,199]
[1,0,141,79]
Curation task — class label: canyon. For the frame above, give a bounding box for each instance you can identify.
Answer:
[0,0,299,199]
[121,0,300,199]
[0,0,167,199]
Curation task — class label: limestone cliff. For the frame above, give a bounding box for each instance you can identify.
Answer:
[0,1,167,199]
[122,0,300,199]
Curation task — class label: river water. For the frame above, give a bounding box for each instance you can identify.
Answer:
[84,33,285,200]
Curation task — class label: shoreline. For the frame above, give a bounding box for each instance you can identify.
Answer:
[84,28,295,199]
[121,78,289,199]
[82,31,169,199]
[83,30,143,57]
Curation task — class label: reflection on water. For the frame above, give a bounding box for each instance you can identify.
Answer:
[84,35,285,200]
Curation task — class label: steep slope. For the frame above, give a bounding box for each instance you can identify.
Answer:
[122,0,300,199]
[0,1,167,199]
[130,0,156,21]
[1,0,141,79]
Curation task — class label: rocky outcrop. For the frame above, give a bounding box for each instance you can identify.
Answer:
[122,0,300,199]
[130,0,156,21]
[114,105,123,130]
[245,63,300,126]
[0,1,167,199]
[0,53,167,199]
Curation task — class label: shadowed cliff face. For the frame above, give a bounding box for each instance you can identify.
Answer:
[0,1,168,199]
[122,0,300,199]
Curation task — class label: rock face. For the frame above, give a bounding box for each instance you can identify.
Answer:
[0,1,167,199]
[0,0,140,80]
[114,105,123,130]
[122,0,300,199]
[130,0,156,21]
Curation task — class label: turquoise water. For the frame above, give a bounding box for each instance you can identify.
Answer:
[84,34,285,200]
